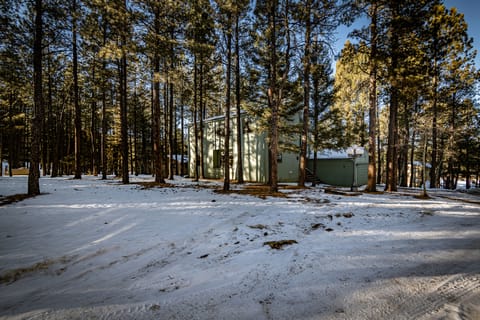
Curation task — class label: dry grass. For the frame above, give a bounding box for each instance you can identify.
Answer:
[414,193,432,200]
[0,260,54,284]
[216,185,288,199]
[135,182,175,190]
[324,187,362,196]
[263,240,298,250]
[0,193,35,206]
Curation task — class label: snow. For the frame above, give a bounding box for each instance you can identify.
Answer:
[0,175,479,320]
[309,149,351,159]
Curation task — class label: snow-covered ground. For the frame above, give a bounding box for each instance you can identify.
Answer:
[0,175,479,320]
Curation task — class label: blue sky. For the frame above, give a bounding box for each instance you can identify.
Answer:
[334,0,480,69]
[446,0,480,68]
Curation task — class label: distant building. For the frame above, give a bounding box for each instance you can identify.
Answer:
[308,149,368,188]
[188,113,300,183]
[188,113,368,187]
[407,161,431,188]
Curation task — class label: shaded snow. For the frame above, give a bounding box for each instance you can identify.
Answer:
[0,176,479,319]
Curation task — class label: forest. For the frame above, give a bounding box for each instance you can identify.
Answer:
[0,0,478,195]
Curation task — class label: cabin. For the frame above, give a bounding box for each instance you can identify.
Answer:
[188,113,300,183]
[307,149,368,188]
[188,113,368,188]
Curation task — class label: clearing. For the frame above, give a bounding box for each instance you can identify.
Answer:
[0,176,479,319]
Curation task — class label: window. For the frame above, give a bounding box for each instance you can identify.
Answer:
[213,150,222,168]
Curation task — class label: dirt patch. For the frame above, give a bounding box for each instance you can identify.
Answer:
[414,193,432,200]
[135,182,175,190]
[324,187,362,196]
[263,240,298,249]
[0,260,54,284]
[216,185,289,199]
[248,224,268,230]
[0,193,37,206]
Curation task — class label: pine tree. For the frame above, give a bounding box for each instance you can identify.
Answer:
[424,5,479,189]
[185,0,216,181]
[28,0,44,195]
[249,0,295,192]
[143,1,167,183]
[72,0,82,179]
[333,41,369,148]
[383,0,436,192]
[310,41,335,186]
[233,0,249,184]
[215,1,234,191]
[294,0,338,187]
[1,0,30,178]
[365,0,379,192]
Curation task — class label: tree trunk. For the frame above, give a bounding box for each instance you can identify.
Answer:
[465,143,471,189]
[398,101,409,187]
[180,94,185,176]
[420,129,429,197]
[132,86,137,175]
[152,27,165,183]
[193,60,200,181]
[312,63,319,187]
[90,62,98,176]
[42,54,52,177]
[409,128,416,187]
[298,0,311,187]
[199,63,205,179]
[268,0,279,193]
[100,18,108,180]
[101,88,107,179]
[168,80,174,180]
[73,0,82,179]
[385,85,398,192]
[235,14,244,184]
[376,134,382,184]
[152,8,165,183]
[366,1,377,192]
[385,7,399,192]
[430,53,439,188]
[223,20,232,192]
[28,0,43,196]
[119,50,129,183]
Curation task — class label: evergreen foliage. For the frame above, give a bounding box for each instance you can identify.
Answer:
[0,0,478,192]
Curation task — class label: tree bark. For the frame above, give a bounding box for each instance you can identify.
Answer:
[235,13,244,184]
[298,0,311,187]
[385,4,399,192]
[90,62,98,176]
[311,58,319,187]
[151,6,164,183]
[101,88,107,179]
[268,0,279,193]
[168,80,174,180]
[73,0,82,179]
[199,64,205,179]
[193,60,200,181]
[366,1,377,192]
[429,39,439,189]
[223,19,232,192]
[28,0,43,196]
[119,38,129,183]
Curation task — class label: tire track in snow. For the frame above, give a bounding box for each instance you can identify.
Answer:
[371,273,480,320]
[415,273,480,320]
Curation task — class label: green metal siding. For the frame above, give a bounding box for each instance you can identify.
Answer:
[307,153,368,187]
[278,153,299,182]
[189,114,300,183]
